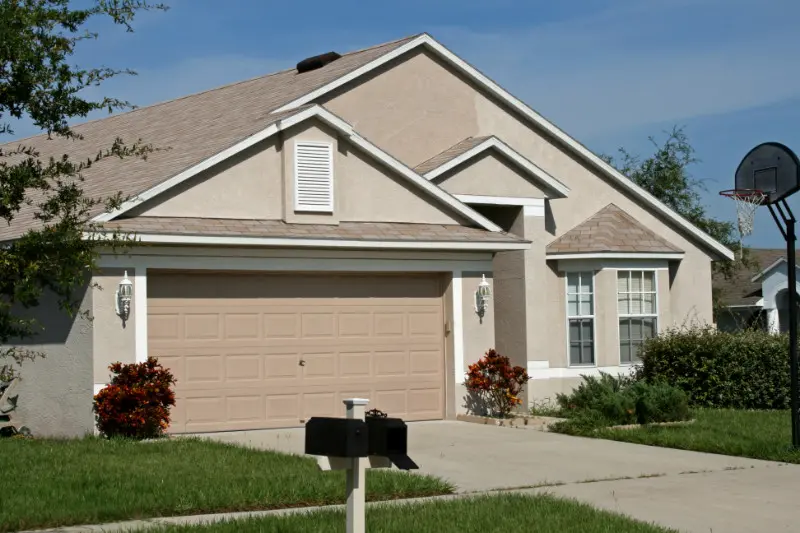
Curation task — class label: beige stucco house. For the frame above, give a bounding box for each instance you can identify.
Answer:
[2,34,733,437]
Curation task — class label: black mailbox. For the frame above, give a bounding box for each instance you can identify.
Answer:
[305,417,369,458]
[366,417,418,470]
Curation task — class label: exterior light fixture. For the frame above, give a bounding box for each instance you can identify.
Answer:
[115,271,133,321]
[474,274,492,319]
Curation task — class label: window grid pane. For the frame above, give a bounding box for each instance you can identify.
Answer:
[567,272,595,365]
[618,271,658,364]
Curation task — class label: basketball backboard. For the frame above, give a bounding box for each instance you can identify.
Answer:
[735,142,800,205]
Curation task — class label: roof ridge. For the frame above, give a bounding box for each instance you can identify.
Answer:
[3,34,423,147]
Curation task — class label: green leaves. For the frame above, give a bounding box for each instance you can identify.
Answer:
[0,1,167,378]
[605,127,737,248]
[638,326,791,410]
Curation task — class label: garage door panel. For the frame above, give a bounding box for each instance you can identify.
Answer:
[225,354,262,382]
[226,394,265,423]
[149,313,181,341]
[338,313,372,337]
[150,273,444,433]
[263,313,300,338]
[266,394,301,423]
[224,313,261,339]
[303,392,339,418]
[339,351,372,377]
[264,352,301,379]
[374,351,408,376]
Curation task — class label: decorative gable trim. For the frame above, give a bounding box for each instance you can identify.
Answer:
[294,140,334,212]
[422,136,569,198]
[272,33,733,260]
[95,105,502,232]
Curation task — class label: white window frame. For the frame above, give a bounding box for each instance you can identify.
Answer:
[616,269,659,365]
[565,271,596,367]
[294,140,334,213]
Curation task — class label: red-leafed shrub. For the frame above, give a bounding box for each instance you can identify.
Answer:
[93,357,176,439]
[465,349,529,418]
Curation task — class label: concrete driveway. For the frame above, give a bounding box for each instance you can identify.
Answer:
[203,421,799,533]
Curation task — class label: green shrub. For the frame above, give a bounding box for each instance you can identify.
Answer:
[637,326,790,409]
[556,373,637,425]
[629,381,690,424]
[552,373,690,433]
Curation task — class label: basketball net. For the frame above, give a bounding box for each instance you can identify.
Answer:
[721,189,766,257]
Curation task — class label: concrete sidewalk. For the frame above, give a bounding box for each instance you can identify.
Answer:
[205,420,771,491]
[203,420,800,533]
[535,466,799,533]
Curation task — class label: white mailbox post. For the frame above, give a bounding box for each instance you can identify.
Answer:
[314,398,390,533]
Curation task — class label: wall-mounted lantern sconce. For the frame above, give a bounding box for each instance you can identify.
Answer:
[474,274,492,321]
[115,271,133,322]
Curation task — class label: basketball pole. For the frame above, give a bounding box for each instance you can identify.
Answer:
[768,200,800,448]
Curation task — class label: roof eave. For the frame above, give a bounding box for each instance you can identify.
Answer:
[86,231,530,252]
[546,252,685,260]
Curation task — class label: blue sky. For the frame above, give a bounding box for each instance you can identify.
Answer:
[15,0,800,247]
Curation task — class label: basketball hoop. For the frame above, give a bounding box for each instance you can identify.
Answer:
[720,188,766,239]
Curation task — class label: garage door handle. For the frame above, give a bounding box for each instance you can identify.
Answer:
[299,359,306,366]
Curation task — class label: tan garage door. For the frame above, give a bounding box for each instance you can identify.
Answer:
[148,272,445,434]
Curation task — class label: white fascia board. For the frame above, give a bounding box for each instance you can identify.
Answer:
[547,252,684,261]
[751,257,794,282]
[273,33,733,260]
[89,232,529,251]
[454,195,544,207]
[97,253,494,273]
[425,137,569,198]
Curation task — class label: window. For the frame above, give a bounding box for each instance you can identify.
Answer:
[617,271,658,364]
[567,271,594,366]
[294,141,333,212]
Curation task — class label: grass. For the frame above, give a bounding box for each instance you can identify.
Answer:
[591,409,800,464]
[156,494,675,533]
[0,437,452,533]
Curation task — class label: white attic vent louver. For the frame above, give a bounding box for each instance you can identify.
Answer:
[294,141,334,212]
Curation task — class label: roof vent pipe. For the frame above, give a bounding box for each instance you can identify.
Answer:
[296,52,342,73]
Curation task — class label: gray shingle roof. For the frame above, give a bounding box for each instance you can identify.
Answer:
[713,249,800,307]
[102,217,527,245]
[546,204,683,255]
[413,136,490,175]
[0,35,420,241]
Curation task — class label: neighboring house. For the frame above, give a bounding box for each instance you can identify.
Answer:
[1,34,733,437]
[715,249,800,333]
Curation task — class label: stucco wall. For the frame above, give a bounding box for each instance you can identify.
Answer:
[93,269,137,385]
[134,116,467,227]
[323,48,717,331]
[492,208,527,368]
[281,118,466,225]
[434,151,547,198]
[457,272,496,414]
[132,138,283,219]
[11,284,94,437]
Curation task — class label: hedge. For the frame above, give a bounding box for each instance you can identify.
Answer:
[637,326,790,410]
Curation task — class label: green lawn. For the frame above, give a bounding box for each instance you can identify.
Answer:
[0,437,452,533]
[156,494,674,533]
[591,409,800,463]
